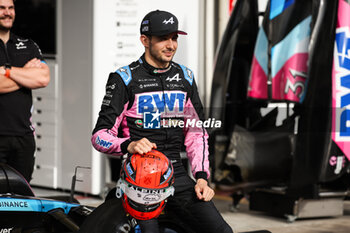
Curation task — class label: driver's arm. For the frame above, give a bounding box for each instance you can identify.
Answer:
[92,72,131,155]
[183,76,213,201]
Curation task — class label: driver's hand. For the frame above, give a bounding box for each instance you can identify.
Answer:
[127,138,157,154]
[195,178,215,201]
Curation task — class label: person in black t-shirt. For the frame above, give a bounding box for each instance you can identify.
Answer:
[0,0,50,182]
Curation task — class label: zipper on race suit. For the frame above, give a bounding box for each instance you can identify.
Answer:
[159,74,169,145]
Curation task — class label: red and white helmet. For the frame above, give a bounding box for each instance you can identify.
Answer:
[116,150,174,220]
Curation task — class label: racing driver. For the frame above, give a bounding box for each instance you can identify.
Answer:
[91,10,233,233]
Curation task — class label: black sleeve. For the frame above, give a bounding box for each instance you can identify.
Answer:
[30,40,44,61]
[92,72,129,135]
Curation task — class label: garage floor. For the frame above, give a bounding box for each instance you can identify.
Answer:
[214,196,350,233]
[33,187,350,233]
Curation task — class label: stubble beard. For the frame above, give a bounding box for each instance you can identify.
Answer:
[0,16,14,32]
[0,25,11,32]
[149,43,174,67]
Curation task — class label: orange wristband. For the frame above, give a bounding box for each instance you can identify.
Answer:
[5,68,10,78]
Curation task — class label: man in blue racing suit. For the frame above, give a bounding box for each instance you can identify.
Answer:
[91,10,233,233]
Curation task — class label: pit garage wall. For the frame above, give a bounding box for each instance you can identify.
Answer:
[59,0,96,194]
[31,0,95,193]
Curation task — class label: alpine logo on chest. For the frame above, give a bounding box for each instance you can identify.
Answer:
[166,73,181,82]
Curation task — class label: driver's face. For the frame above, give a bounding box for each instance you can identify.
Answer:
[148,32,178,67]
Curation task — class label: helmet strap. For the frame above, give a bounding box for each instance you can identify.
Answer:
[116,178,124,198]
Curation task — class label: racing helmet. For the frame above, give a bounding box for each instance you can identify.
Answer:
[116,150,174,220]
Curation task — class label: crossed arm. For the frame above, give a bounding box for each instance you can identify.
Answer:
[0,58,50,93]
